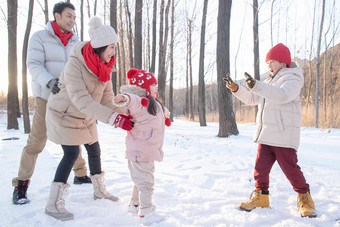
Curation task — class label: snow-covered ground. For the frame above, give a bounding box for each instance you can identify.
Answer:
[0,113,339,227]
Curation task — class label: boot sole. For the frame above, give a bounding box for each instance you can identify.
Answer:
[238,206,252,212]
[45,210,74,221]
[238,206,271,212]
[301,214,317,218]
[13,198,30,205]
[93,195,119,202]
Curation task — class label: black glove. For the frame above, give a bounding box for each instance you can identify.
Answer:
[47,78,61,94]
[244,72,256,89]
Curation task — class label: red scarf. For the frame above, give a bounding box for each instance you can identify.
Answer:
[51,21,73,46]
[82,42,116,83]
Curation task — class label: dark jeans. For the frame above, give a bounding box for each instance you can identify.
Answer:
[254,144,310,194]
[54,141,102,183]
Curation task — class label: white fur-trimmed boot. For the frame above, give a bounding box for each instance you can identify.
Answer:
[89,172,119,202]
[45,182,73,221]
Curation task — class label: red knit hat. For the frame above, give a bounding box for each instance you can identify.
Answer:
[265,43,291,67]
[127,68,157,106]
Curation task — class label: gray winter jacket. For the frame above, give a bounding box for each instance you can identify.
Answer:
[233,66,304,150]
[27,21,78,100]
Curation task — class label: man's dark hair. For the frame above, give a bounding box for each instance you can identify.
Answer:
[53,1,75,20]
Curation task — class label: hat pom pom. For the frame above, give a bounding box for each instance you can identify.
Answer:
[88,16,102,29]
[141,98,149,107]
[127,69,138,79]
[165,118,171,127]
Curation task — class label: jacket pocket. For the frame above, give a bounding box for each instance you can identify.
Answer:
[276,110,285,131]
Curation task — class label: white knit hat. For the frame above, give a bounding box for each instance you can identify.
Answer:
[88,16,118,48]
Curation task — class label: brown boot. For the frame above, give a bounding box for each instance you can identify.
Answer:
[239,189,270,212]
[297,192,317,218]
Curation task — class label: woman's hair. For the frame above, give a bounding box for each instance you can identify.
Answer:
[147,97,164,116]
[93,45,108,57]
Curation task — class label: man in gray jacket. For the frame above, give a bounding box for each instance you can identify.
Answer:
[12,1,90,205]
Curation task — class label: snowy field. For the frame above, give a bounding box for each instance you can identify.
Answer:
[0,113,340,227]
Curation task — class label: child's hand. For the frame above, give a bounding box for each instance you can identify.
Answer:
[113,95,127,104]
[244,72,256,89]
[112,94,130,107]
[223,73,238,92]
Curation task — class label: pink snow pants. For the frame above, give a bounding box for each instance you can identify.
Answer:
[254,144,310,194]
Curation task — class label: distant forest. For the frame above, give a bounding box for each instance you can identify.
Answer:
[171,43,340,128]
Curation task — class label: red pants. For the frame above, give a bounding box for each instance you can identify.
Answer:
[254,144,309,194]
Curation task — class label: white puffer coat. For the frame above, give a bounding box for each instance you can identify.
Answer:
[27,21,78,100]
[233,66,304,150]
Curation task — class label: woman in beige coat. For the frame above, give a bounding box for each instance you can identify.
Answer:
[44,17,133,221]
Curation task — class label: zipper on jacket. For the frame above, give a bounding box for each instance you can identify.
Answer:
[254,75,275,142]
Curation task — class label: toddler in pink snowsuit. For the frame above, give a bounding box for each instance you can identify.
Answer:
[113,68,171,225]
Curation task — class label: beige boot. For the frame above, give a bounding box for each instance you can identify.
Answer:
[45,182,73,221]
[239,189,270,212]
[297,192,317,218]
[89,172,119,202]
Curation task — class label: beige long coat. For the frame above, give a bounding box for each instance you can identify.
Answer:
[46,41,120,145]
[233,66,304,150]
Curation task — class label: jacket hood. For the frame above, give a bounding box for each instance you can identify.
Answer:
[263,65,303,84]
[120,85,147,98]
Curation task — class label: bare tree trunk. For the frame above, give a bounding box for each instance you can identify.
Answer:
[216,0,238,137]
[119,0,126,85]
[134,0,143,69]
[80,0,84,41]
[253,0,260,122]
[87,0,91,18]
[150,0,157,73]
[188,20,194,120]
[144,1,150,70]
[198,0,208,126]
[7,0,19,129]
[22,0,34,133]
[323,0,336,126]
[169,0,174,121]
[104,0,107,23]
[185,28,189,117]
[110,0,117,94]
[125,0,134,68]
[44,0,48,24]
[234,2,247,114]
[315,0,325,128]
[157,0,171,103]
[306,0,317,110]
[270,0,276,47]
[94,0,97,15]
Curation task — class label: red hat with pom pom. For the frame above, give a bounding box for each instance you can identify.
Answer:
[127,68,157,107]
